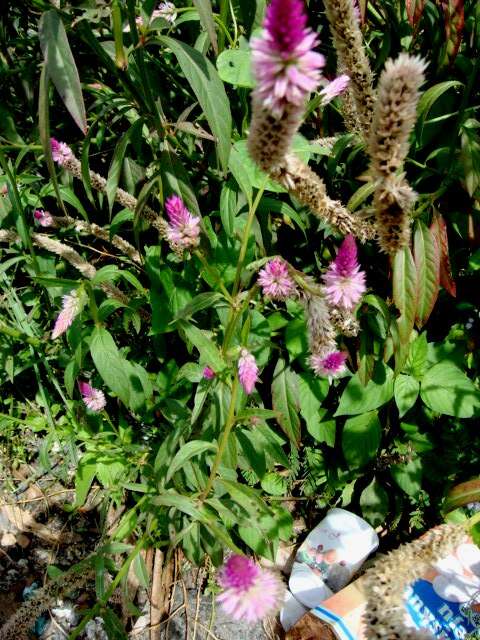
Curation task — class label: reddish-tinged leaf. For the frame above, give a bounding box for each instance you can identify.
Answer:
[393,246,417,344]
[406,0,426,27]
[443,478,480,513]
[440,0,465,64]
[358,0,368,25]
[414,221,440,329]
[430,212,457,297]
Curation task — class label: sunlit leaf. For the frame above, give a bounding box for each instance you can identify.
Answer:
[414,220,440,328]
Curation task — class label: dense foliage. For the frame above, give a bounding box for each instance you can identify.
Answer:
[1,0,480,634]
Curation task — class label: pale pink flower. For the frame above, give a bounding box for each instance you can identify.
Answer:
[217,555,284,623]
[251,0,325,118]
[323,234,366,309]
[50,138,74,166]
[320,74,350,106]
[203,366,215,380]
[258,258,296,299]
[310,350,348,377]
[238,349,259,395]
[78,381,106,412]
[165,195,201,251]
[51,290,84,339]
[34,209,54,227]
[353,0,361,21]
[152,2,177,23]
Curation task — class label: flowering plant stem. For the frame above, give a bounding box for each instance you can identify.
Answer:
[199,377,239,501]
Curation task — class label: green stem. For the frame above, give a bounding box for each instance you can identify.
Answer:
[0,320,41,346]
[68,536,147,640]
[199,377,238,501]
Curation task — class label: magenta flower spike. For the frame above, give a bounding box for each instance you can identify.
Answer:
[50,138,74,166]
[258,258,296,300]
[33,209,54,227]
[320,74,350,106]
[310,350,348,378]
[203,366,215,380]
[238,349,259,395]
[78,381,106,412]
[251,0,325,118]
[51,290,84,340]
[164,195,201,251]
[323,234,366,309]
[217,555,284,623]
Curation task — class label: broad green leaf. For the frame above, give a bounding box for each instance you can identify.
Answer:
[394,374,419,417]
[414,221,440,328]
[219,179,237,237]
[159,146,201,216]
[443,478,480,513]
[404,333,428,380]
[236,429,266,479]
[347,182,376,212]
[260,472,288,496]
[416,81,463,143]
[38,10,87,133]
[90,328,131,406]
[217,49,254,87]
[342,411,381,469]
[271,358,301,446]
[335,363,394,416]
[106,119,143,215]
[285,317,308,360]
[420,362,480,418]
[238,525,276,561]
[157,37,231,171]
[174,292,223,320]
[298,372,329,438]
[193,0,218,54]
[166,440,217,482]
[178,321,226,371]
[390,458,422,498]
[74,453,97,507]
[152,491,206,520]
[393,246,417,344]
[360,478,389,527]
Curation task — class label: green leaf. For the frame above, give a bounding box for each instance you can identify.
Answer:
[404,333,428,380]
[219,179,237,237]
[106,119,143,216]
[394,374,419,417]
[342,411,381,469]
[414,221,440,329]
[260,472,288,496]
[298,372,329,440]
[392,246,417,344]
[166,440,217,482]
[416,81,463,143]
[103,607,129,640]
[38,10,87,134]
[90,327,131,406]
[179,321,226,371]
[74,453,97,508]
[193,0,218,55]
[360,478,389,527]
[335,363,394,416]
[133,553,150,590]
[284,317,308,360]
[236,429,266,480]
[390,458,422,498]
[159,146,201,216]
[271,358,301,446]
[238,525,276,561]
[157,37,232,171]
[174,292,223,321]
[217,49,254,87]
[420,362,480,418]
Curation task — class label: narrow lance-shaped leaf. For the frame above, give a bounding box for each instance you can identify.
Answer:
[38,10,87,134]
[106,119,144,216]
[406,0,426,27]
[414,220,440,329]
[441,0,465,65]
[430,211,456,297]
[392,246,417,343]
[271,358,301,446]
[156,36,232,172]
[193,0,218,55]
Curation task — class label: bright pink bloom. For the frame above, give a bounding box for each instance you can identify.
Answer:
[152,2,177,23]
[310,350,348,377]
[34,209,54,227]
[323,235,366,309]
[258,258,296,299]
[251,0,325,118]
[51,290,83,339]
[217,555,284,623]
[50,138,74,166]
[165,195,201,251]
[78,381,106,412]
[238,349,259,395]
[203,366,215,380]
[320,74,350,106]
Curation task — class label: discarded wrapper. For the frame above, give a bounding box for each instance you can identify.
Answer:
[287,536,480,639]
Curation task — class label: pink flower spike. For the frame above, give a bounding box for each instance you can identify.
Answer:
[203,366,215,380]
[323,234,366,309]
[310,350,348,378]
[258,258,296,300]
[50,138,74,166]
[251,0,325,118]
[51,290,83,340]
[165,195,201,251]
[34,209,54,227]
[217,555,284,623]
[320,74,350,106]
[78,381,106,412]
[238,349,259,395]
